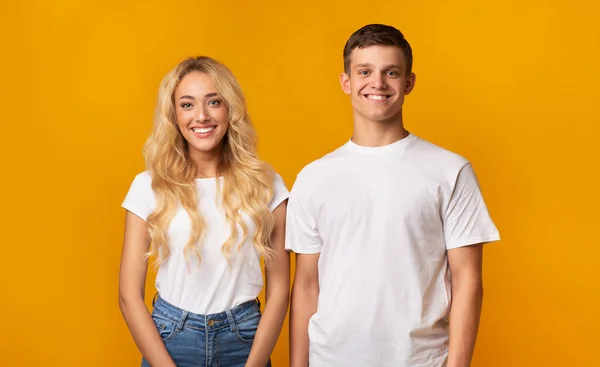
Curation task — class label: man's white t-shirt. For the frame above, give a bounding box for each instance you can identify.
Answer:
[122,172,289,314]
[285,133,500,366]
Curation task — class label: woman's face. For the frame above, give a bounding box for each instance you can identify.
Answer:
[174,71,229,159]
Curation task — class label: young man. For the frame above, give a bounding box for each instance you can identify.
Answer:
[286,24,500,367]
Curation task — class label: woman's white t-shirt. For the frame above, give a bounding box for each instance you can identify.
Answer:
[122,172,289,314]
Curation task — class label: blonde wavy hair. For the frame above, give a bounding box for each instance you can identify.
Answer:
[143,56,276,268]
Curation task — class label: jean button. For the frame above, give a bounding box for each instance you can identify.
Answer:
[207,319,215,327]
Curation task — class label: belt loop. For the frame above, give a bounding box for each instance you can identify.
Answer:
[152,292,159,307]
[176,310,189,331]
[225,309,237,332]
[255,297,261,309]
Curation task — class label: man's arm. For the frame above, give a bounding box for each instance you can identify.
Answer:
[446,243,484,367]
[289,252,320,367]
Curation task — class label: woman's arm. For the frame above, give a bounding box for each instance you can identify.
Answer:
[119,211,176,367]
[245,201,290,367]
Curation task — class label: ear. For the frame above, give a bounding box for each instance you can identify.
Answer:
[404,72,416,95]
[340,72,351,95]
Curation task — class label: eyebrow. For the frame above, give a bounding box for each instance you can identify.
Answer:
[354,63,403,70]
[178,92,219,101]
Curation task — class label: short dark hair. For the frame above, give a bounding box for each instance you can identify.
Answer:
[343,24,413,76]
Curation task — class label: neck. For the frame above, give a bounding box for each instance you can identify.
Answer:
[351,111,409,147]
[188,148,222,178]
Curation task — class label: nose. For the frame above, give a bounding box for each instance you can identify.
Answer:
[372,73,387,89]
[195,106,210,122]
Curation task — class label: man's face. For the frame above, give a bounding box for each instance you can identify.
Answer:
[341,45,416,124]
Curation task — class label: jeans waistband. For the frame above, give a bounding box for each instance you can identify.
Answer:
[151,294,261,332]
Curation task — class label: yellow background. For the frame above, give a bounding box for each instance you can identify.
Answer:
[1,0,598,366]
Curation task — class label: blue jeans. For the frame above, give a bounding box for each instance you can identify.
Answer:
[142,294,271,367]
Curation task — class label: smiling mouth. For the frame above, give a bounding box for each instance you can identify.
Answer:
[192,126,216,134]
[364,94,392,101]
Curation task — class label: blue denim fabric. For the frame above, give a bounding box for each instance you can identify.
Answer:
[141,294,271,367]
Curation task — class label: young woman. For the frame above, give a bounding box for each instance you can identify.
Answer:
[118,56,289,367]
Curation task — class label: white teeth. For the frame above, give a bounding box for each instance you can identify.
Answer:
[367,95,387,100]
[192,126,215,134]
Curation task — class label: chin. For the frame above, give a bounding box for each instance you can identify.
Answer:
[364,113,393,122]
[193,144,219,153]
[372,109,403,122]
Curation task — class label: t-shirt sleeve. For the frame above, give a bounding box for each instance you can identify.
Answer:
[121,172,156,221]
[443,163,500,249]
[268,172,290,212]
[285,174,323,254]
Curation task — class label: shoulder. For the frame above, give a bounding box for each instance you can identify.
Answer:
[128,170,153,189]
[123,171,157,201]
[271,171,288,191]
[406,135,471,179]
[294,143,350,184]
[134,170,152,181]
[122,171,156,219]
[409,136,469,166]
[264,169,290,211]
[255,161,288,191]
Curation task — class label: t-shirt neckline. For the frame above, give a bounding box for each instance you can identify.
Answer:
[345,132,417,154]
